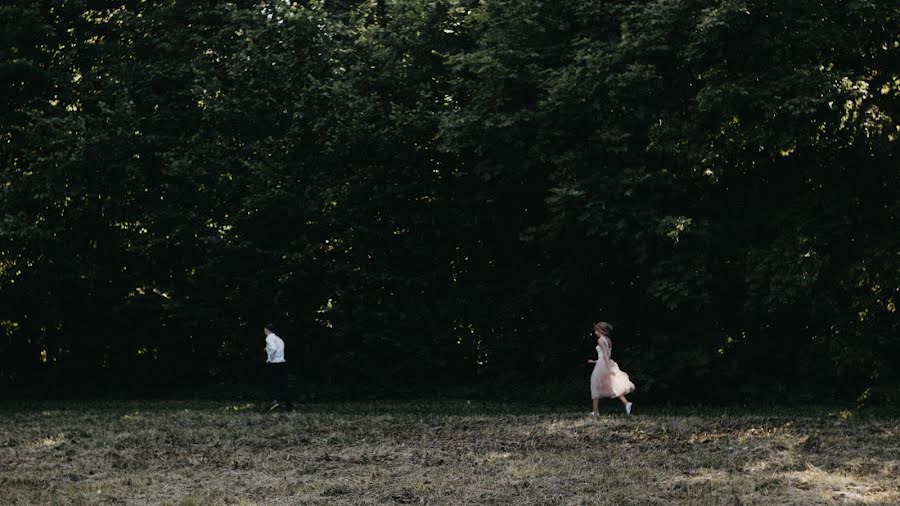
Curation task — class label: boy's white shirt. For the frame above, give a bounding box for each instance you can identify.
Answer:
[265,333,286,363]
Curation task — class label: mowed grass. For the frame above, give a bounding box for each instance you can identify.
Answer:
[0,401,897,505]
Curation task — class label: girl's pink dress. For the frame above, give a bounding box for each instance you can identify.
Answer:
[590,335,635,399]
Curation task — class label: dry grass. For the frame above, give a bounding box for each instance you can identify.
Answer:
[0,401,897,505]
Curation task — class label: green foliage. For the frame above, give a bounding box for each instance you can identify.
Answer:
[0,0,897,403]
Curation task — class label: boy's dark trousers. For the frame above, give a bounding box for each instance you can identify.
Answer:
[267,362,292,409]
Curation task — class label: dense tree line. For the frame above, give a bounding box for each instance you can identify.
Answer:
[1,0,897,403]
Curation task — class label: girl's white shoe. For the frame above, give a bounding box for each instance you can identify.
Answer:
[589,412,599,417]
[625,402,633,416]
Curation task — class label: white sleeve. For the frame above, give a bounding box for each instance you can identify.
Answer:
[265,339,275,363]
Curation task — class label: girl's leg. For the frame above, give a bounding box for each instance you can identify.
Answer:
[592,398,600,414]
[618,395,633,415]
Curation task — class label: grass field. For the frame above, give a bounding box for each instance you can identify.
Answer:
[0,401,897,505]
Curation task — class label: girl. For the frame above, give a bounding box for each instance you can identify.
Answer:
[588,322,634,416]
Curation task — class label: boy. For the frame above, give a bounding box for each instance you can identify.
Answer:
[263,323,291,410]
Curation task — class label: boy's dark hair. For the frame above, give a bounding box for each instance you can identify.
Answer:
[264,323,276,333]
